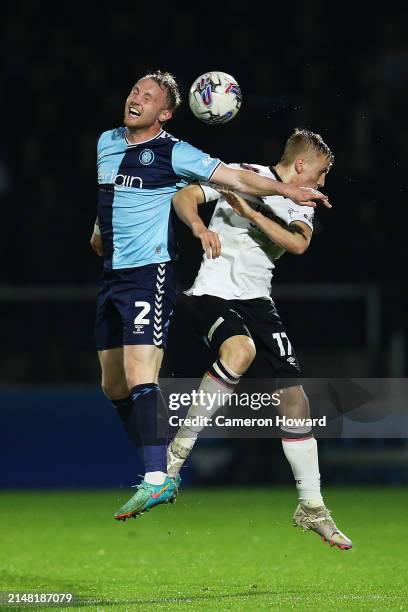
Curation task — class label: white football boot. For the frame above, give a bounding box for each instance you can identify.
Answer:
[293,504,353,550]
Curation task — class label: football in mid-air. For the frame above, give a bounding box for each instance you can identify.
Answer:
[189,71,242,124]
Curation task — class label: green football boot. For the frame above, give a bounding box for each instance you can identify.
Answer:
[114,475,180,521]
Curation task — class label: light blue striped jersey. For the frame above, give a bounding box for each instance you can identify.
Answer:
[97,127,221,271]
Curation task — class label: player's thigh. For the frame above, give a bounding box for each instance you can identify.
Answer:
[242,300,303,382]
[95,279,124,354]
[124,344,164,386]
[98,347,128,398]
[191,295,254,354]
[107,263,175,387]
[115,263,176,350]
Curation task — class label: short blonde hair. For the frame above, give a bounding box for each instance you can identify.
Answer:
[280,128,334,166]
[141,70,182,111]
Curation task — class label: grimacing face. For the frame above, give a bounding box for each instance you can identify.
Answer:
[124,78,171,130]
[297,152,332,189]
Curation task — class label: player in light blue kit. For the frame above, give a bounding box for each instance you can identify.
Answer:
[90,71,330,521]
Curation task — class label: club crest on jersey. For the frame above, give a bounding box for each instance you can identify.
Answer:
[139,149,155,165]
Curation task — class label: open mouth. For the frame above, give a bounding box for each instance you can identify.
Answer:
[128,106,141,118]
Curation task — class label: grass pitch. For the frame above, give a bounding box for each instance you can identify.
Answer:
[0,487,407,610]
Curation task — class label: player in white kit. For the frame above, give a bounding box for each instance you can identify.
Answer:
[168,129,352,550]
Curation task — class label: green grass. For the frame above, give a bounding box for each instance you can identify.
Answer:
[0,487,407,611]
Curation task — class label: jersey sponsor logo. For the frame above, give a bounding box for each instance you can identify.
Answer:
[98,169,143,188]
[139,149,155,165]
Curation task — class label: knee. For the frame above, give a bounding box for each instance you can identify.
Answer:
[125,367,156,389]
[124,346,162,388]
[220,336,256,375]
[101,380,129,400]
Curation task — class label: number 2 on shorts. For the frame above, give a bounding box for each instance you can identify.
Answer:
[134,301,151,325]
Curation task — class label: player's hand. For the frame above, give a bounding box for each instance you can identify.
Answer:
[219,189,257,221]
[90,232,104,256]
[284,184,332,208]
[192,222,221,259]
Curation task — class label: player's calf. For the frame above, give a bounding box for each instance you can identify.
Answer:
[279,387,352,549]
[279,386,324,507]
[167,356,243,478]
[283,434,353,549]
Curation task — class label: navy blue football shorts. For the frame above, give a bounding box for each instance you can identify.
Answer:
[95,262,176,351]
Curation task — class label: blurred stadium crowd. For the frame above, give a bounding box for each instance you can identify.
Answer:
[1,1,407,383]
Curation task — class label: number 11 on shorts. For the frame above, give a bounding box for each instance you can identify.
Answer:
[272,332,292,356]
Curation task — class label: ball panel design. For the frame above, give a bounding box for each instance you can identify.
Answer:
[189,71,242,124]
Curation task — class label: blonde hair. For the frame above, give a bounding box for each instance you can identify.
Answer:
[280,128,334,166]
[141,70,182,111]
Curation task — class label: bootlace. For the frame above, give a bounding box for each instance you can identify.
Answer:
[304,507,334,525]
[130,477,149,491]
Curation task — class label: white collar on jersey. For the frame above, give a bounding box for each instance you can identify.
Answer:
[124,128,164,147]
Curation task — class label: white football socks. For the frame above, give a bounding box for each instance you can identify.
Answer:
[144,471,167,485]
[282,436,324,507]
[167,359,241,477]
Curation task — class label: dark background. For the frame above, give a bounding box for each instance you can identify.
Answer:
[1,1,407,486]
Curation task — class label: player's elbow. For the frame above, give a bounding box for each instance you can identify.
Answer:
[172,191,185,208]
[233,169,261,193]
[288,240,309,256]
[229,171,246,191]
[172,186,203,209]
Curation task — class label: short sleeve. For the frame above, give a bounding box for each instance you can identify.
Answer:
[172,141,221,182]
[288,205,315,231]
[96,132,104,161]
[97,130,113,162]
[199,182,221,203]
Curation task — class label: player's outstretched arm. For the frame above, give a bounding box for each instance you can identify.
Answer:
[212,164,331,209]
[172,185,221,259]
[90,218,104,256]
[220,189,312,255]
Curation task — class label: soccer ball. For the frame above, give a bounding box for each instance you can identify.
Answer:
[189,71,242,124]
